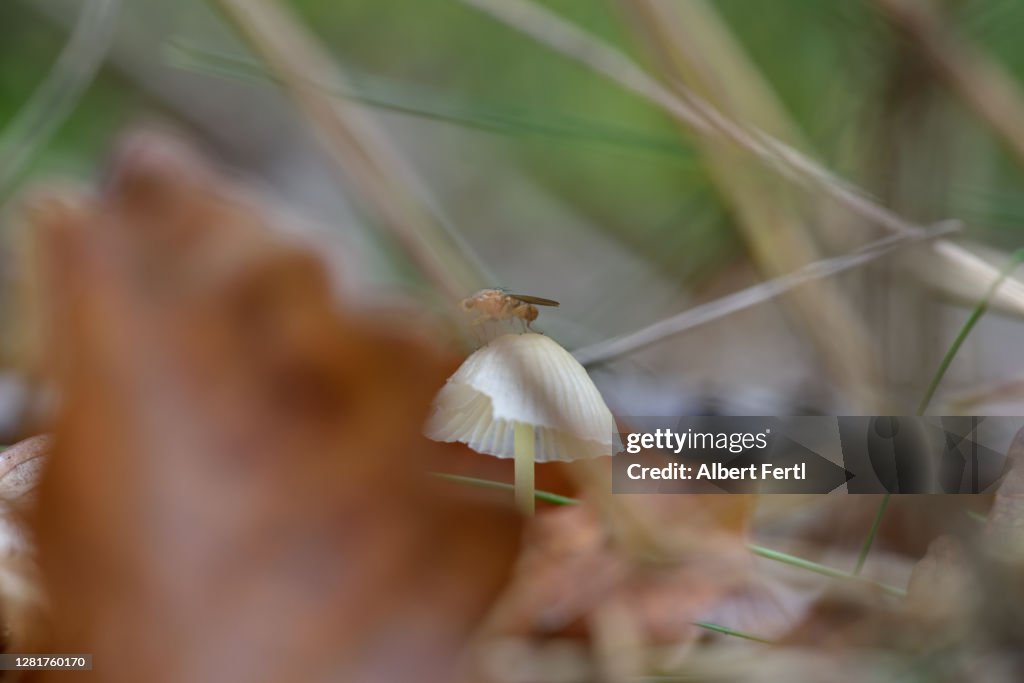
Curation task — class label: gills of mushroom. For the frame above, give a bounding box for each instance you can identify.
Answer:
[425,333,615,514]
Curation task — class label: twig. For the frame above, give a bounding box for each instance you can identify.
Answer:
[214,0,489,303]
[0,0,120,204]
[572,221,959,366]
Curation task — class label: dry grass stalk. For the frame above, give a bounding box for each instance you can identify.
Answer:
[215,0,487,304]
[462,0,1024,318]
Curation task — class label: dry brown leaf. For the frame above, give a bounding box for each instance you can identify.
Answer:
[500,459,759,666]
[0,435,48,507]
[565,457,754,563]
[782,536,973,653]
[0,499,46,655]
[485,499,753,674]
[906,536,975,627]
[478,463,815,675]
[0,436,48,655]
[985,426,1024,560]
[25,131,520,683]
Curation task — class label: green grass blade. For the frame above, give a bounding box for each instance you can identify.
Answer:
[751,543,905,597]
[853,493,890,575]
[163,39,694,162]
[966,509,988,524]
[855,248,1024,576]
[917,249,1024,415]
[0,0,120,205]
[692,621,773,643]
[430,472,581,506]
[432,471,907,595]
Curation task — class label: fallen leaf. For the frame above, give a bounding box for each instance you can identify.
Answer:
[0,434,48,506]
[0,437,50,653]
[26,130,520,683]
[485,497,753,677]
[985,426,1024,560]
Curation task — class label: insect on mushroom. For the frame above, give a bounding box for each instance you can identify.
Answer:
[426,333,615,515]
[460,288,560,332]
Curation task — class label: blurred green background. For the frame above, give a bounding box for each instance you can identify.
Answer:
[6,0,1024,426]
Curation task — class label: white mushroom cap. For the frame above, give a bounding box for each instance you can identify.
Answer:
[426,333,615,462]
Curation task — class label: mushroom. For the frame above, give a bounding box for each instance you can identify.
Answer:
[426,333,615,514]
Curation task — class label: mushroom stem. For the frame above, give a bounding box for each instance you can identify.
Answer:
[513,422,535,515]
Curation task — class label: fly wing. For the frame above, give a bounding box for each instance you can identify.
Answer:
[507,293,560,307]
